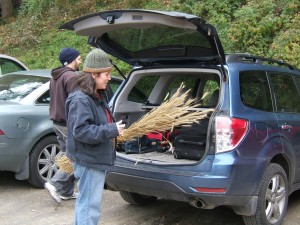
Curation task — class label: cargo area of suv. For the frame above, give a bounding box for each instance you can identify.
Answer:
[61,9,300,225]
[112,67,221,164]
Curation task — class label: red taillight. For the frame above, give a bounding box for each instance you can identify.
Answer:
[0,129,5,135]
[215,117,248,153]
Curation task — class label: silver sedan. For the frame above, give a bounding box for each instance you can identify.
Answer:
[0,69,122,187]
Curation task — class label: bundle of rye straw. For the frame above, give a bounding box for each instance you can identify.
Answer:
[117,84,213,143]
[55,84,213,174]
[55,154,74,174]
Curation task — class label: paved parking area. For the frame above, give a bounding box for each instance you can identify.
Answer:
[1,172,300,225]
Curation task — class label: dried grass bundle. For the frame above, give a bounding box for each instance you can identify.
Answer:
[118,84,213,142]
[54,85,213,174]
[55,154,73,174]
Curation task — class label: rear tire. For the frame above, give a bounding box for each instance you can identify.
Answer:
[119,191,157,206]
[243,163,288,225]
[27,136,61,188]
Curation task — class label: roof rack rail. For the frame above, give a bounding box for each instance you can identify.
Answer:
[226,53,296,70]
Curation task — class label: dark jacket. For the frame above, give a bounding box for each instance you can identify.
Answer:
[66,90,119,169]
[49,67,77,126]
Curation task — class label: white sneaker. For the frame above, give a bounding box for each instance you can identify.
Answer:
[44,182,62,204]
[60,192,78,200]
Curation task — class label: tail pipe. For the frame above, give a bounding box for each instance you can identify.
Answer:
[189,199,205,209]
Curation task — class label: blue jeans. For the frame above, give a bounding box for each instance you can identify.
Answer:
[73,162,106,225]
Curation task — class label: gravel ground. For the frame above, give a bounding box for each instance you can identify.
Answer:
[1,172,300,225]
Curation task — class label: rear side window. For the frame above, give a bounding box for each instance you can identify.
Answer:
[36,90,50,104]
[165,76,199,99]
[294,76,300,93]
[270,73,300,113]
[0,58,26,75]
[109,78,122,94]
[201,80,219,107]
[128,75,160,103]
[240,71,273,111]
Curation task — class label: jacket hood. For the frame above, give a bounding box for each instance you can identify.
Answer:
[51,66,75,80]
[67,89,82,102]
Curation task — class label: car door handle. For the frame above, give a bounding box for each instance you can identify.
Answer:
[281,124,293,130]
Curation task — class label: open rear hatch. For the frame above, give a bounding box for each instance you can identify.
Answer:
[60,9,225,67]
[60,10,224,165]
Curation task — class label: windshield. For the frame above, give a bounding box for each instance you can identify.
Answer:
[0,74,50,102]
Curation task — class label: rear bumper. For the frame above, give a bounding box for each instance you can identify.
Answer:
[105,171,257,215]
[106,151,266,216]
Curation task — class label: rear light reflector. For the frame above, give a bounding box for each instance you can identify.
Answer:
[215,116,248,153]
[0,129,5,135]
[194,187,226,193]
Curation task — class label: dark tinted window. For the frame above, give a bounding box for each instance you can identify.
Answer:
[165,76,199,98]
[0,58,26,75]
[110,78,122,94]
[201,80,219,107]
[128,75,160,103]
[294,76,300,93]
[107,25,211,52]
[105,77,123,101]
[36,90,50,104]
[270,73,300,113]
[240,71,273,111]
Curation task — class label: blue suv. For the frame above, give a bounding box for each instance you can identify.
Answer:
[61,9,300,225]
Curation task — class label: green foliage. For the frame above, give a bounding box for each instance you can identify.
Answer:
[0,0,299,71]
[17,30,90,70]
[18,0,91,18]
[187,0,246,50]
[227,0,300,68]
[271,12,300,68]
[19,0,55,18]
[95,0,169,11]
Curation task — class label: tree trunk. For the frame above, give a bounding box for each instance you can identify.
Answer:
[0,0,14,19]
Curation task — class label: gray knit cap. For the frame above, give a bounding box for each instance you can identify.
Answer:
[83,48,112,73]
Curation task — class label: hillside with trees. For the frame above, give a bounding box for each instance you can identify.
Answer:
[0,0,299,72]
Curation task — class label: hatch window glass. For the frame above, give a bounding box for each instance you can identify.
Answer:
[106,25,212,52]
[270,73,300,113]
[240,71,273,112]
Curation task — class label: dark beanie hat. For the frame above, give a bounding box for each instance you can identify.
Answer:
[59,48,80,66]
